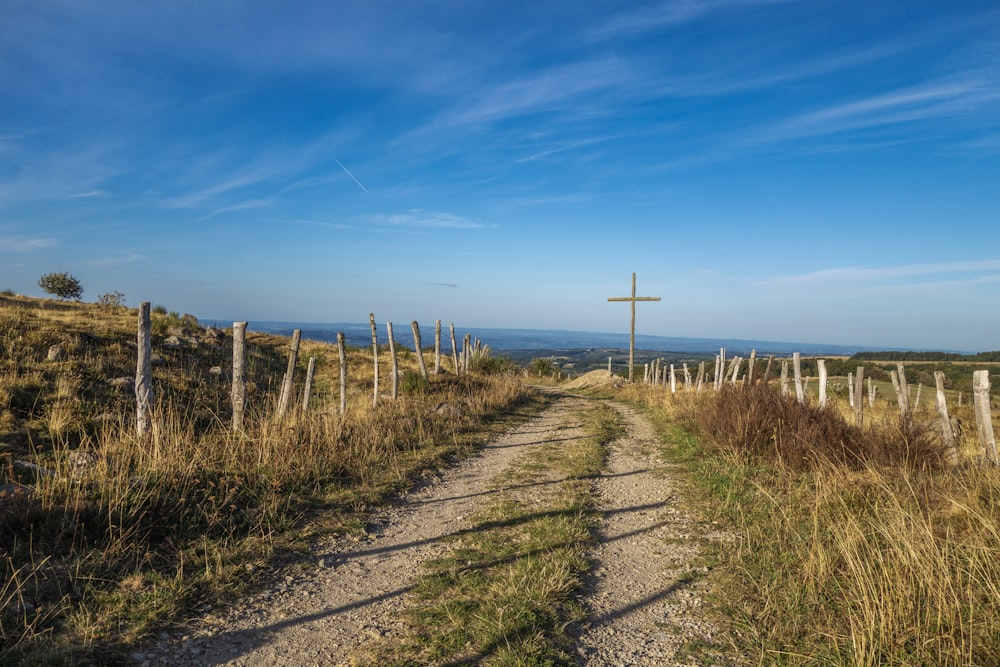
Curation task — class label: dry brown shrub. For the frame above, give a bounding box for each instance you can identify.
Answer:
[697,383,946,471]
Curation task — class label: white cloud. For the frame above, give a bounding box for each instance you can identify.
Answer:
[0,237,57,252]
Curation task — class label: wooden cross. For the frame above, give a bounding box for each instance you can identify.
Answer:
[608,272,661,382]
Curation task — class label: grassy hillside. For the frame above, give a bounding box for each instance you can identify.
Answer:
[0,295,534,665]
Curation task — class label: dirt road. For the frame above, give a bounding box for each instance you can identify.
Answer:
[140,390,724,666]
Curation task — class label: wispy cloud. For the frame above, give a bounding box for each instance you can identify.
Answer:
[360,210,489,230]
[759,259,1000,288]
[0,237,57,252]
[90,252,145,267]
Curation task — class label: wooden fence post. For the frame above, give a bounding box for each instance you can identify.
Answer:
[817,359,827,408]
[868,378,876,407]
[337,332,347,416]
[763,355,774,384]
[683,363,691,390]
[302,356,316,411]
[232,321,247,431]
[973,370,998,464]
[793,352,804,403]
[135,302,154,438]
[730,357,742,385]
[934,371,958,464]
[854,366,865,426]
[434,320,442,375]
[412,321,428,379]
[463,333,472,374]
[387,322,399,400]
[670,364,677,393]
[369,314,380,407]
[848,371,855,407]
[897,363,911,416]
[449,323,459,375]
[276,329,301,417]
[696,361,705,392]
[780,359,789,396]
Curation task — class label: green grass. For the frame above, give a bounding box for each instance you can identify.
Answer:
[353,404,624,666]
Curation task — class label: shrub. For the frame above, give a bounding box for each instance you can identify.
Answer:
[97,291,126,309]
[37,272,83,300]
[400,370,430,394]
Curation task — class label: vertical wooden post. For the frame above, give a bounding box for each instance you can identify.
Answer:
[934,372,958,464]
[412,321,428,379]
[370,314,379,408]
[817,359,827,408]
[608,357,612,374]
[276,329,301,417]
[914,383,923,410]
[135,302,153,438]
[463,333,472,374]
[696,361,705,392]
[763,355,774,384]
[449,323,459,375]
[717,348,726,390]
[337,332,347,416]
[854,366,865,426]
[780,359,789,396]
[434,320,442,375]
[973,370,998,464]
[848,372,855,407]
[793,352,804,403]
[670,364,677,393]
[302,356,316,412]
[683,363,691,390]
[747,349,756,384]
[897,363,911,417]
[868,378,876,407]
[231,321,247,431]
[387,322,399,400]
[643,363,650,384]
[730,357,742,385]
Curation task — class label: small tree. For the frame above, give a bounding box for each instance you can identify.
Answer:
[38,272,83,300]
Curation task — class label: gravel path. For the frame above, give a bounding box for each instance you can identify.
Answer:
[139,391,725,666]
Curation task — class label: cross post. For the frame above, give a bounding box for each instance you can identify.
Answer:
[608,272,661,382]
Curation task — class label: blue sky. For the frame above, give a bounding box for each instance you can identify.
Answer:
[2,1,999,351]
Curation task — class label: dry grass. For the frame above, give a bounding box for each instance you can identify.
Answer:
[608,379,1000,666]
[0,295,533,664]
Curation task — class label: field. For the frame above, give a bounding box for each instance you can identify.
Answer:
[3,293,1000,665]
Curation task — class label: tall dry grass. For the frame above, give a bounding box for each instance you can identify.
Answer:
[616,379,1000,665]
[0,295,534,663]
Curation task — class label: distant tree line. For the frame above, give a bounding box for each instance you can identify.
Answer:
[852,350,1000,362]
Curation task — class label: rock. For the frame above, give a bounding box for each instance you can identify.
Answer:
[66,451,99,478]
[427,402,463,419]
[209,366,224,377]
[203,326,223,340]
[110,377,134,390]
[162,335,184,349]
[182,313,203,331]
[47,344,64,361]
[166,326,191,337]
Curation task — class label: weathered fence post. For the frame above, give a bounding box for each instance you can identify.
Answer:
[848,371,855,407]
[763,355,774,384]
[914,383,923,410]
[412,321,428,379]
[387,322,399,400]
[780,359,789,396]
[854,366,865,426]
[897,363,911,417]
[370,314,379,407]
[337,332,347,416]
[670,364,677,393]
[817,359,827,408]
[276,329,301,417]
[302,356,316,412]
[868,378,876,407]
[463,333,472,374]
[232,321,247,431]
[747,349,756,385]
[434,320,442,375]
[696,361,705,392]
[793,352,805,403]
[608,357,612,374]
[449,323,459,375]
[973,370,998,464]
[683,363,691,390]
[730,357,742,386]
[136,302,153,439]
[934,371,958,464]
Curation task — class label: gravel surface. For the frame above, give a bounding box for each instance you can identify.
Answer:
[139,391,727,666]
